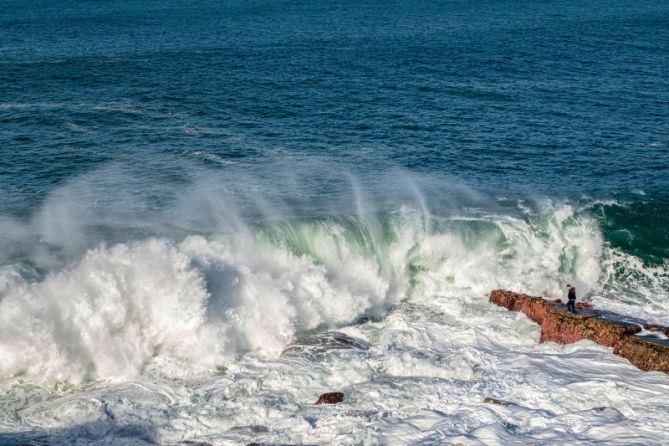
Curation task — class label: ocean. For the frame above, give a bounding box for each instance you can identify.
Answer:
[1,0,668,444]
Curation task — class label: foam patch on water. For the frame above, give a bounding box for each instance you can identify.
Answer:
[1,298,667,445]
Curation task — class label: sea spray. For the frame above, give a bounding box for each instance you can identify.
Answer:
[0,239,223,383]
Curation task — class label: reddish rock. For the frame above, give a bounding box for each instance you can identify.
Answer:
[614,336,669,372]
[489,290,668,374]
[315,392,344,405]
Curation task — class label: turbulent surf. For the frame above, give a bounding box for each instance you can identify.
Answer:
[1,0,668,444]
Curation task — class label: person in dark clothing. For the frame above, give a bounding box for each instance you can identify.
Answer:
[566,284,577,314]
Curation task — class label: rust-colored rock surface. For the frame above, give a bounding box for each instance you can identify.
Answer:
[490,290,669,374]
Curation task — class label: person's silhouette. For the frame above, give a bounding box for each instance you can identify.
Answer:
[566,284,577,314]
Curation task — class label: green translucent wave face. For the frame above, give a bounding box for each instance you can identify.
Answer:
[252,211,507,261]
[248,198,667,304]
[251,197,668,266]
[252,211,408,266]
[591,198,669,266]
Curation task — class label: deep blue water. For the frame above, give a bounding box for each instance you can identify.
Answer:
[1,0,668,261]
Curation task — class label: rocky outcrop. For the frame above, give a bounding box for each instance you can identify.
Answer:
[315,392,345,405]
[489,290,669,374]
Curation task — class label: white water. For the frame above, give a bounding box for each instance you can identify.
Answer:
[0,196,668,444]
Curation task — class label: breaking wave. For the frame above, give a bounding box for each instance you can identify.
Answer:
[1,193,665,384]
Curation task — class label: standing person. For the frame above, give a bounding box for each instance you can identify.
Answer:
[566,284,577,314]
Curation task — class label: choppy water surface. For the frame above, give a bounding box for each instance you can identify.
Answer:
[1,0,668,444]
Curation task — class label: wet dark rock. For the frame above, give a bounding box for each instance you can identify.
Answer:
[246,444,301,446]
[484,397,511,406]
[229,425,269,434]
[315,392,345,405]
[247,444,316,446]
[282,332,369,358]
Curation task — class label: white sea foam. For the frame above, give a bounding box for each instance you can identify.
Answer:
[595,247,669,325]
[0,213,412,383]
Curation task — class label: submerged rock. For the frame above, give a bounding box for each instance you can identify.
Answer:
[229,425,269,434]
[484,397,511,406]
[315,392,345,405]
[489,290,669,374]
[282,331,369,358]
[246,444,312,446]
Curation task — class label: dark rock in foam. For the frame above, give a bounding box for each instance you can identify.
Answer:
[484,397,512,406]
[315,392,345,405]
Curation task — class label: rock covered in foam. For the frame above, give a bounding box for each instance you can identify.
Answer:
[282,331,369,358]
[643,323,669,337]
[489,290,669,374]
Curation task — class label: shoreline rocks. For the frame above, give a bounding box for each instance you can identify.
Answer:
[489,290,669,374]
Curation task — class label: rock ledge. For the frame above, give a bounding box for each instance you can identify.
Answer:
[490,289,669,374]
